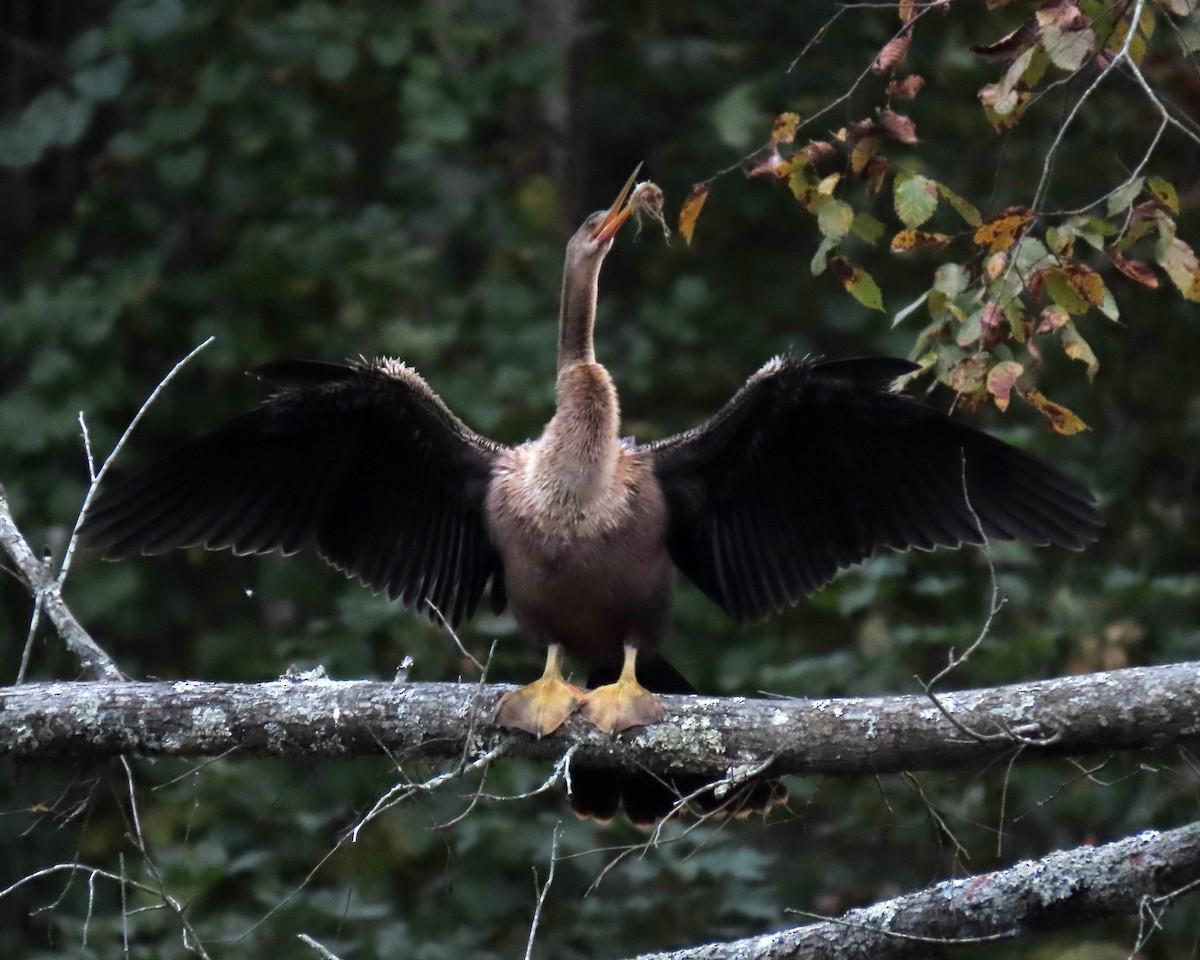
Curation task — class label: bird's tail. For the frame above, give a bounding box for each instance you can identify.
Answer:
[568,654,787,826]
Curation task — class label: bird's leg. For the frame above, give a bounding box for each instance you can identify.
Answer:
[493,643,585,738]
[581,644,666,735]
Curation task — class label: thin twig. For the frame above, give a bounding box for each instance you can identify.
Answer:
[523,823,562,960]
[425,600,485,673]
[298,933,345,960]
[349,746,505,842]
[61,336,215,586]
[117,757,212,959]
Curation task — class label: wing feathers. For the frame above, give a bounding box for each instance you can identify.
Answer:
[81,359,506,626]
[650,355,1101,621]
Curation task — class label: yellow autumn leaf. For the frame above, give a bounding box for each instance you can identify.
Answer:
[817,172,842,196]
[1024,389,1090,435]
[850,135,882,175]
[972,208,1034,253]
[1061,320,1099,381]
[890,230,951,252]
[771,112,801,145]
[1075,270,1105,305]
[678,184,709,246]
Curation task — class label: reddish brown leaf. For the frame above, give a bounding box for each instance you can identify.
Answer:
[678,184,709,246]
[866,156,890,195]
[1023,389,1090,434]
[1107,246,1160,288]
[1029,268,1046,302]
[1129,200,1162,225]
[899,0,917,24]
[872,29,912,74]
[806,140,838,167]
[980,302,1006,348]
[987,360,1024,411]
[1038,0,1095,71]
[847,119,877,146]
[877,107,918,144]
[971,20,1041,61]
[746,151,791,179]
[972,207,1034,253]
[1038,306,1070,333]
[1037,0,1091,32]
[887,75,926,100]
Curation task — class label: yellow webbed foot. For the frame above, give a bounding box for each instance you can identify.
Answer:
[581,645,665,734]
[493,644,583,738]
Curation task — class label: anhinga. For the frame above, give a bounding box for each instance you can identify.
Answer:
[81,169,1101,824]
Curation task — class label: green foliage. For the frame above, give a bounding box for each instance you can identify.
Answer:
[2,1,1199,958]
[717,0,1200,434]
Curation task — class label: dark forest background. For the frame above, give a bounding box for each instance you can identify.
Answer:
[2,1,1199,957]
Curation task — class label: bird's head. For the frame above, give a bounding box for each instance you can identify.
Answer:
[566,164,644,264]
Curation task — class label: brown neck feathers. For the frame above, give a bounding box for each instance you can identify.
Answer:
[533,362,622,516]
[558,250,601,369]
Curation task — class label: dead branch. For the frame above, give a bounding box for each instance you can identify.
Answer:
[1,662,1197,777]
[624,819,1200,960]
[0,484,123,682]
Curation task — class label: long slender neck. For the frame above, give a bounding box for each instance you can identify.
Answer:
[532,247,620,514]
[533,363,621,516]
[558,251,601,369]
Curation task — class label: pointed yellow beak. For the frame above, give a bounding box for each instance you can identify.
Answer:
[592,163,643,243]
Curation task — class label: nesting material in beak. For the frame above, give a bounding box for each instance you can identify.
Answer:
[592,163,643,243]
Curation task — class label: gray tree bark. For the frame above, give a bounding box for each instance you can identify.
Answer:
[627,821,1200,959]
[3,662,1198,777]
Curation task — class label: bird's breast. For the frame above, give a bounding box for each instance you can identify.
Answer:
[484,448,672,660]
[489,442,638,535]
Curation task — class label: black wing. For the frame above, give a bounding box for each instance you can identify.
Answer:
[80,359,506,625]
[646,355,1101,622]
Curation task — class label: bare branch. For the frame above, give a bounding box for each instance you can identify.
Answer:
[60,337,215,585]
[0,484,124,682]
[1,663,1197,778]
[298,933,345,960]
[625,820,1200,960]
[523,823,562,960]
[3,340,214,684]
